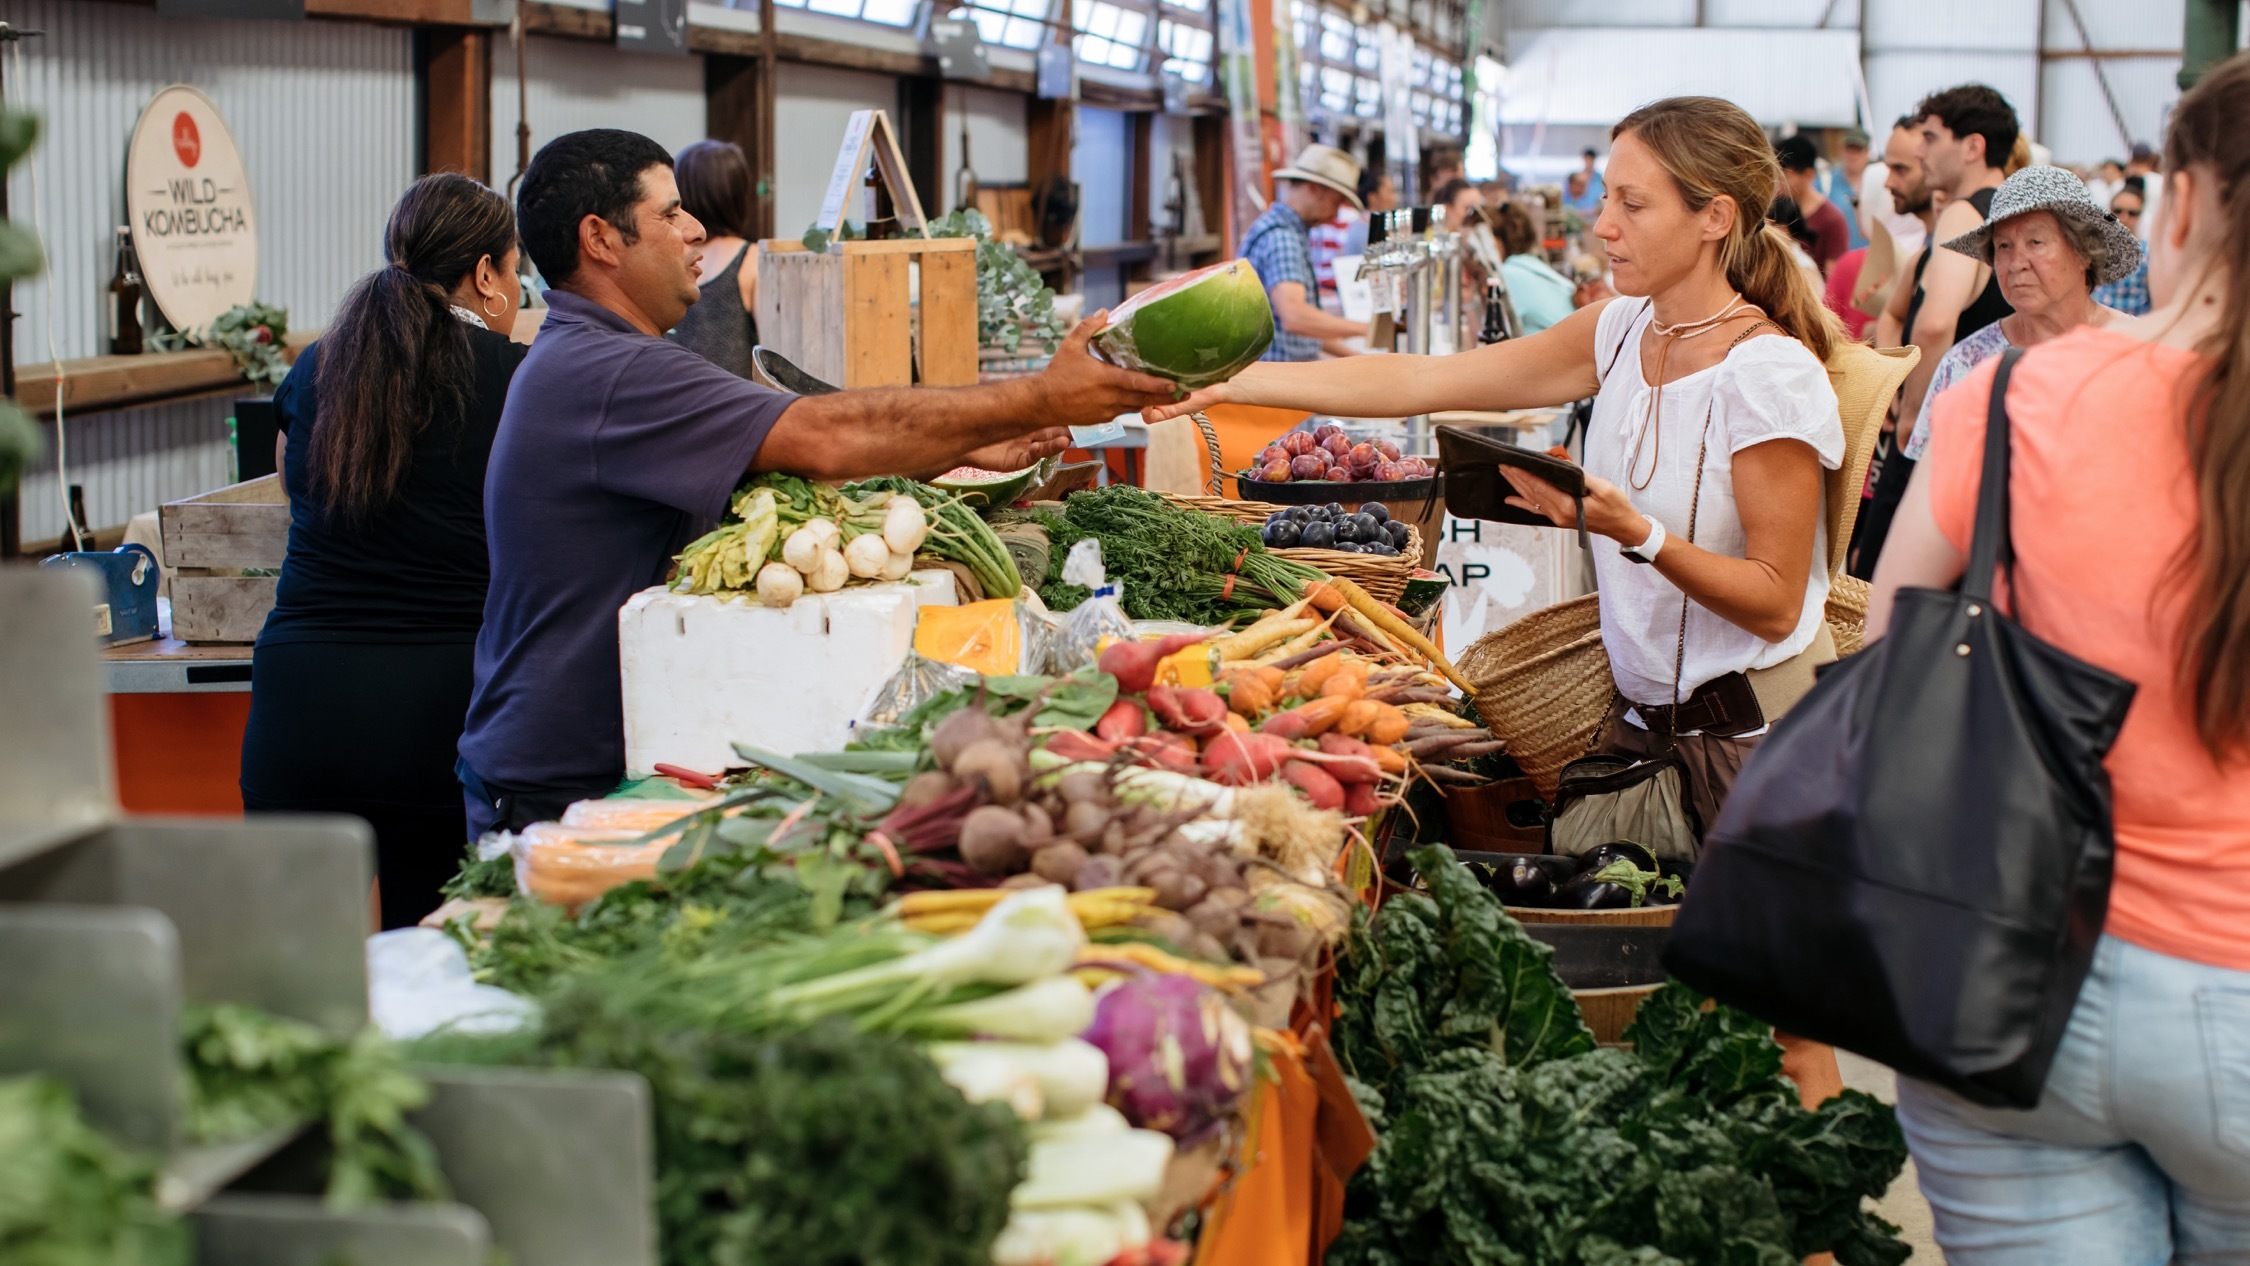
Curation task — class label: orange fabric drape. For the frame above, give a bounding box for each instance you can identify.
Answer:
[1201,403,1311,498]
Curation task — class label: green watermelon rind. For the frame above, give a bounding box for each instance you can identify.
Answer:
[930,463,1044,507]
[1092,260,1276,390]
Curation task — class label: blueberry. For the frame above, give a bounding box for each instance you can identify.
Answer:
[1360,502,1390,524]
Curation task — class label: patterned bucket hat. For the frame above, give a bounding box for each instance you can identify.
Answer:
[1940,164,2145,287]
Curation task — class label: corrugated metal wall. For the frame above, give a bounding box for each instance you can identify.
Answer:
[1862,0,2040,146]
[2038,0,2184,164]
[5,1,415,363]
[18,397,234,544]
[489,34,708,193]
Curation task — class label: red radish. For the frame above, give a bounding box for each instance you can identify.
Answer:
[1202,731,1293,785]
[1095,698,1147,743]
[1147,685,1229,736]
[1343,782,1382,816]
[1099,632,1209,694]
[1282,761,1346,810]
[1315,733,1383,783]
[1046,729,1120,762]
[1260,710,1312,741]
[1128,732,1201,772]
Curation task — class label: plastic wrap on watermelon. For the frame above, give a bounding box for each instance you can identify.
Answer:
[854,652,981,733]
[1055,539,1134,673]
[1092,260,1276,390]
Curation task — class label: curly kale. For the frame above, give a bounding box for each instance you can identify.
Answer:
[1329,845,1910,1266]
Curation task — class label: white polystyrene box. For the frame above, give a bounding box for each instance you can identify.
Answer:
[619,571,959,778]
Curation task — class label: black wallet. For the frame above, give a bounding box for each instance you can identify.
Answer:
[1435,425,1591,550]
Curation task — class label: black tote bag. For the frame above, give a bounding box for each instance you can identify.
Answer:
[1663,349,2138,1108]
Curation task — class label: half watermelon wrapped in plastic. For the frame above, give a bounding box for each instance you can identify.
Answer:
[929,456,1056,508]
[1093,259,1275,390]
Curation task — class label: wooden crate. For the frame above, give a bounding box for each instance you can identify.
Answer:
[160,475,287,643]
[754,237,979,390]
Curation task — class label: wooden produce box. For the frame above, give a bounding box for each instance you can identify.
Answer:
[755,236,979,390]
[160,475,287,643]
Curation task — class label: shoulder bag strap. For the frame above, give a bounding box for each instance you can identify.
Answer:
[1963,347,2024,605]
[1662,317,1778,746]
[1569,299,1654,453]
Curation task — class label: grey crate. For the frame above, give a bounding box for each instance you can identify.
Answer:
[192,1193,491,1266]
[0,816,372,1036]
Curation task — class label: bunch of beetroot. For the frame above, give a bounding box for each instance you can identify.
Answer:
[879,705,1272,962]
[1248,425,1436,486]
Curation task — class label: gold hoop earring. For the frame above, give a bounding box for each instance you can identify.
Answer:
[483,292,506,318]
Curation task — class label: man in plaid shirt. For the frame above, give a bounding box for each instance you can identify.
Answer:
[1240,144,1372,361]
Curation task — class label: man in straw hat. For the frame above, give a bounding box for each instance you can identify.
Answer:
[1239,144,1374,361]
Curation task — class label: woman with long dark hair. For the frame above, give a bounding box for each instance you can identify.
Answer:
[240,173,526,928]
[1868,53,2250,1258]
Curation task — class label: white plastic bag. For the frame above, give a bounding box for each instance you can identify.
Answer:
[366,927,538,1041]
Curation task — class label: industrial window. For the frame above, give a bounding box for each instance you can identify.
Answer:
[1075,0,1154,70]
[1293,2,1381,125]
[780,0,922,25]
[1157,14,1214,83]
[951,0,1054,50]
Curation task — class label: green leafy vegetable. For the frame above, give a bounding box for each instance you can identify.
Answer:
[415,986,1027,1266]
[1023,486,1328,623]
[181,1004,448,1209]
[1329,845,1911,1266]
[0,1075,187,1266]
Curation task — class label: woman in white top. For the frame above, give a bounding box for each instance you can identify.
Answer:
[1147,94,1847,1094]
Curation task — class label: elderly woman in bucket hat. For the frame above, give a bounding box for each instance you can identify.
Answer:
[1901,165,2143,460]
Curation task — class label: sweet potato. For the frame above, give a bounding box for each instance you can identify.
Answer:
[1095,698,1147,743]
[1203,731,1294,786]
[1282,761,1347,811]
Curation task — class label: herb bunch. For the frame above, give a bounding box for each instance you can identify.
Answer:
[182,1004,449,1209]
[0,1075,187,1266]
[1330,846,1911,1266]
[1029,486,1328,623]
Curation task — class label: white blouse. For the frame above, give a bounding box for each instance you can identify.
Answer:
[1583,300,1844,709]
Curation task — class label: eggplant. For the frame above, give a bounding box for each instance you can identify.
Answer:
[1575,840,1659,877]
[1457,852,1576,907]
[1553,873,1634,910]
[1647,859,1693,905]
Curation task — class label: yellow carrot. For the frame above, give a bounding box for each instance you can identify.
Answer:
[1333,576,1471,692]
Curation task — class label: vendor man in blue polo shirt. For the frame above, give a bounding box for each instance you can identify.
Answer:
[458,129,1174,835]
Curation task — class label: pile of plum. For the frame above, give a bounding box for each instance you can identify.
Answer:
[1260,502,1411,555]
[1246,424,1437,485]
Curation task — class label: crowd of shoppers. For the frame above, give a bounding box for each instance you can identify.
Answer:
[1870,54,2250,1260]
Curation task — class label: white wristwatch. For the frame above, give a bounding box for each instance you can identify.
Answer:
[1620,514,1666,564]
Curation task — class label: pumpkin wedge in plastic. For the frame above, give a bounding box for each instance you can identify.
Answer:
[1092,260,1275,390]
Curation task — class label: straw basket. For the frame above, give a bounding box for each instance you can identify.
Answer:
[1160,493,1422,606]
[1458,588,1873,800]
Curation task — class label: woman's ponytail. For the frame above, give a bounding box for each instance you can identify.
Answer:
[1613,97,1844,362]
[308,173,515,523]
[1728,219,1841,362]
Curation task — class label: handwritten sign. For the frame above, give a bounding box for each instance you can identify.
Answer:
[125,85,257,333]
[812,110,929,238]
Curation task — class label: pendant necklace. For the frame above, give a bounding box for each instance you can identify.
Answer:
[1626,294,1757,490]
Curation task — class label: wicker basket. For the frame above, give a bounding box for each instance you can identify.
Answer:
[1160,493,1422,605]
[1459,583,1875,800]
[1456,595,1611,798]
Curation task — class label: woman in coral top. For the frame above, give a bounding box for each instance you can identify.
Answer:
[1868,52,2250,1262]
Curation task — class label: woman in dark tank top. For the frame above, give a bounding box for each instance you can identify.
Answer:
[669,139,761,380]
